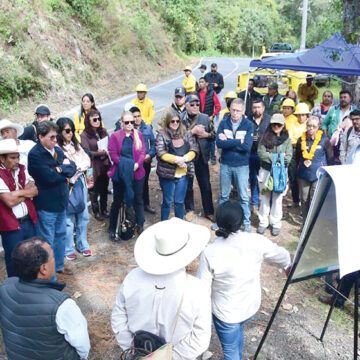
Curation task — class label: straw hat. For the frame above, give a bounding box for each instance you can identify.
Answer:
[0,139,19,155]
[134,217,210,275]
[0,119,24,139]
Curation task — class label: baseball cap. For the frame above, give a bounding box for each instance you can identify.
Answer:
[185,94,200,104]
[129,106,141,113]
[35,104,51,115]
[268,82,278,90]
[270,113,285,125]
[211,63,217,67]
[174,87,186,97]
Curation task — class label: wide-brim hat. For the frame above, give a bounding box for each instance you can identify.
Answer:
[0,119,24,139]
[0,139,19,155]
[134,217,210,275]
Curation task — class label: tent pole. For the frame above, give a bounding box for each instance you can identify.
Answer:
[354,271,359,360]
[319,277,344,341]
[244,71,250,112]
[254,177,332,359]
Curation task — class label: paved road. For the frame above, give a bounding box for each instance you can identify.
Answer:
[93,57,251,131]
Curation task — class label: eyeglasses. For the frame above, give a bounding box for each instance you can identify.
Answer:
[189,103,200,107]
[91,117,101,122]
[307,124,318,128]
[63,128,72,134]
[49,135,57,140]
[170,119,180,124]
[123,121,135,125]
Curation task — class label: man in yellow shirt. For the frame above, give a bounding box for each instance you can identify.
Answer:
[298,75,318,110]
[132,83,155,126]
[286,102,309,207]
[182,66,197,94]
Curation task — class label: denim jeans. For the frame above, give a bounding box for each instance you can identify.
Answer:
[213,314,252,360]
[185,159,214,216]
[219,163,251,225]
[1,219,36,277]
[65,176,90,255]
[249,152,260,207]
[159,176,188,220]
[36,209,67,274]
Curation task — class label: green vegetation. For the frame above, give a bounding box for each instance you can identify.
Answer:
[0,0,343,109]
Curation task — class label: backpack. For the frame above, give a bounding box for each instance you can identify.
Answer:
[271,153,287,193]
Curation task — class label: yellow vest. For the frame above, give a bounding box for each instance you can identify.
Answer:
[182,74,196,93]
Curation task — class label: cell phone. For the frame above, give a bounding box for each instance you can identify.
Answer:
[86,168,93,176]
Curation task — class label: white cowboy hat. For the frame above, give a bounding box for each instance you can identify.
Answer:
[0,119,24,139]
[0,139,19,155]
[134,217,210,275]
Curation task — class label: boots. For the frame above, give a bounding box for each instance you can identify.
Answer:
[90,192,102,221]
[100,194,109,218]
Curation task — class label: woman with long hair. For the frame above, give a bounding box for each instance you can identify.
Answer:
[197,200,291,360]
[257,114,293,236]
[107,111,146,240]
[155,110,198,220]
[80,109,110,220]
[73,93,98,142]
[56,117,92,259]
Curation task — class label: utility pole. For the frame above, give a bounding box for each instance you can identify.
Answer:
[300,0,309,50]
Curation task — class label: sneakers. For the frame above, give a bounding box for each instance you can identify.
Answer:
[271,227,280,236]
[244,224,252,233]
[82,250,92,257]
[257,226,266,234]
[65,253,77,261]
[287,202,300,208]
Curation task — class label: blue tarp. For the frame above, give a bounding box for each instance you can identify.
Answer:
[250,33,360,76]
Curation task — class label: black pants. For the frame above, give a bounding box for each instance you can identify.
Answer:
[90,173,109,212]
[288,152,300,204]
[143,161,151,206]
[334,271,358,306]
[109,178,145,232]
[185,158,214,216]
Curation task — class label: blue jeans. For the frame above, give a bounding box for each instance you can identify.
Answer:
[159,176,188,220]
[213,314,252,360]
[36,209,67,274]
[219,163,251,225]
[65,176,90,255]
[1,219,36,277]
[249,153,260,207]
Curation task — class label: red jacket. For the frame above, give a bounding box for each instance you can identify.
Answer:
[0,164,37,232]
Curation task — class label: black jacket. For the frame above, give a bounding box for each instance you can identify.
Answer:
[28,143,76,212]
[19,121,38,142]
[238,90,262,118]
[204,71,224,94]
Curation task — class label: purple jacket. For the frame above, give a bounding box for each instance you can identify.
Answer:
[107,129,146,181]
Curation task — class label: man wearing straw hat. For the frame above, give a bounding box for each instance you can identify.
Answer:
[111,217,212,359]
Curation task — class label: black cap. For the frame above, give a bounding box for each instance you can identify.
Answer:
[174,87,186,97]
[200,64,207,70]
[129,106,141,113]
[211,63,217,67]
[35,105,51,115]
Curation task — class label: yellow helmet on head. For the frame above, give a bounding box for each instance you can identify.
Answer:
[184,65,192,72]
[224,91,238,101]
[294,102,310,115]
[135,83,148,92]
[281,98,296,108]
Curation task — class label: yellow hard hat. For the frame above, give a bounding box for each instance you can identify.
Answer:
[294,102,310,115]
[135,83,148,92]
[224,91,238,100]
[281,98,296,108]
[184,65,192,72]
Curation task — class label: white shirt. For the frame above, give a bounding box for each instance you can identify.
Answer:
[197,231,291,323]
[56,298,91,359]
[18,139,36,171]
[111,267,211,360]
[0,167,30,218]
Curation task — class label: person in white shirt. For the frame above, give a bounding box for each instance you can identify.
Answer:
[0,237,90,359]
[111,217,212,360]
[0,118,36,175]
[197,200,291,360]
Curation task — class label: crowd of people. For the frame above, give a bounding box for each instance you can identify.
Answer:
[0,62,359,360]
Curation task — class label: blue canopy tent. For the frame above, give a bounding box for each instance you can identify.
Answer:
[250,32,360,76]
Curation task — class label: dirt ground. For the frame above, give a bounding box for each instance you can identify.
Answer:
[0,161,355,359]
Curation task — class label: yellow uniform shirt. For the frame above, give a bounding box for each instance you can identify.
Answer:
[298,83,318,110]
[286,114,307,146]
[132,97,155,126]
[182,74,197,93]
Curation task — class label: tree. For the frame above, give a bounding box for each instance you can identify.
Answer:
[342,0,360,105]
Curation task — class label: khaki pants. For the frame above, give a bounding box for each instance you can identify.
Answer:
[298,178,318,224]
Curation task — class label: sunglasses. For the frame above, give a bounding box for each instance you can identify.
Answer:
[91,117,101,122]
[123,121,135,125]
[271,123,283,127]
[63,128,72,134]
[170,119,180,124]
[49,135,57,140]
[189,103,200,107]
